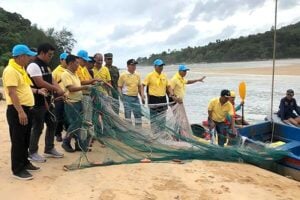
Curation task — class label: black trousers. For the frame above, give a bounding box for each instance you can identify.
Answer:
[54,99,69,137]
[29,105,57,154]
[7,105,32,174]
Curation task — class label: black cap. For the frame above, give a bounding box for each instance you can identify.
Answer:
[88,56,95,63]
[127,59,138,65]
[220,89,231,97]
[66,54,79,65]
[104,53,113,58]
[287,89,294,94]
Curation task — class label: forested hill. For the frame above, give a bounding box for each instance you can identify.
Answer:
[137,22,300,65]
[0,7,76,69]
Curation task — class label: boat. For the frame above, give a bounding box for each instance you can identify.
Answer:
[238,121,300,181]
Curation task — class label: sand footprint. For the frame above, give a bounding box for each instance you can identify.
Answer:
[142,191,157,200]
[210,188,223,194]
[221,185,230,193]
[99,189,116,200]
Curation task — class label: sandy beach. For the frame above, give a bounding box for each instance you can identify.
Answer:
[0,64,300,200]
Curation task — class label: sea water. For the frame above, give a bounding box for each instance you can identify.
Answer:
[130,59,300,124]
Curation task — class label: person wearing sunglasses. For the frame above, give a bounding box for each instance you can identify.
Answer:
[278,89,300,127]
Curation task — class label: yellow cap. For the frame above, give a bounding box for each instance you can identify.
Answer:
[230,91,236,97]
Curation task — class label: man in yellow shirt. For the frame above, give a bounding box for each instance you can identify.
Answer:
[75,50,97,150]
[3,44,39,180]
[61,54,90,152]
[52,52,69,142]
[142,59,174,133]
[208,89,236,146]
[93,53,111,84]
[118,59,143,126]
[169,64,206,103]
[76,50,96,85]
[93,53,112,94]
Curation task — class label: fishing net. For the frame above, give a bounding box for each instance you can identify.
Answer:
[63,83,287,170]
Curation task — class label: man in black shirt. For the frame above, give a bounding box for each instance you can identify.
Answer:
[278,89,300,127]
[26,43,65,162]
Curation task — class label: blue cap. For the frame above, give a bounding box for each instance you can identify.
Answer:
[153,59,165,66]
[178,64,190,71]
[12,44,37,57]
[59,52,68,60]
[77,50,91,62]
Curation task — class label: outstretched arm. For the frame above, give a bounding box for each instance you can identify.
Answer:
[187,76,206,84]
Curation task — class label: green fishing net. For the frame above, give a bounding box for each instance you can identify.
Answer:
[63,83,287,170]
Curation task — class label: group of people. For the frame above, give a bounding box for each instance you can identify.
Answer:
[208,88,300,147]
[3,44,65,180]
[3,42,299,181]
[3,42,206,181]
[2,43,122,180]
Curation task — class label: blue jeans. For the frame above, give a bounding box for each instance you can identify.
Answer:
[214,121,237,147]
[214,122,230,147]
[123,95,142,126]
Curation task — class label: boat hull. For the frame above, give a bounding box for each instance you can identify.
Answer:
[238,121,300,181]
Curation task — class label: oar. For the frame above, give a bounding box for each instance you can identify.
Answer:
[239,82,246,125]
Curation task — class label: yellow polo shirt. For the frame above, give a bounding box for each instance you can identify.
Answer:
[2,59,34,106]
[118,71,141,96]
[52,65,66,89]
[142,71,168,96]
[61,69,83,102]
[208,97,233,122]
[93,66,111,83]
[76,65,92,81]
[169,72,188,99]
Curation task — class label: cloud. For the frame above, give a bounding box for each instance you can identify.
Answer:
[201,25,236,44]
[190,0,267,21]
[142,1,187,31]
[109,24,142,40]
[1,0,300,67]
[278,0,300,10]
[164,25,199,45]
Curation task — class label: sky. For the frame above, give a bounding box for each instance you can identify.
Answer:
[1,0,300,67]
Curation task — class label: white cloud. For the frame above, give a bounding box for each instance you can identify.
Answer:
[1,0,300,67]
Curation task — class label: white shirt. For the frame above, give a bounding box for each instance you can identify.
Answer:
[27,62,42,77]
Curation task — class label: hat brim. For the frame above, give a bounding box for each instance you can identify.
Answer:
[179,69,190,71]
[27,51,37,57]
[80,56,91,62]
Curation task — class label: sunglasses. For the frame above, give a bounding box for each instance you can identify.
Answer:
[47,52,54,58]
[287,93,294,96]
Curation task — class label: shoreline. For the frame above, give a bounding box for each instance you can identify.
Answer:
[199,64,300,76]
